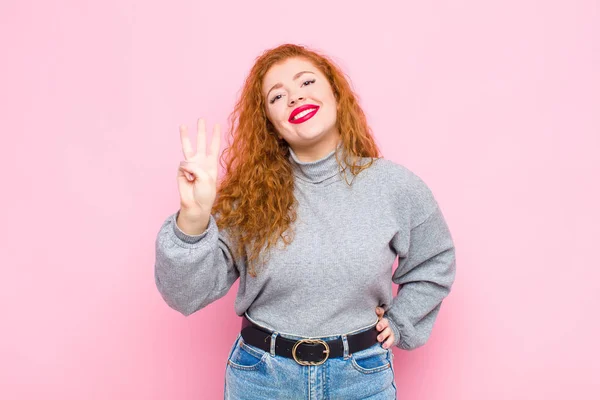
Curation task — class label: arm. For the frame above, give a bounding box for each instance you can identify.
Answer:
[154,209,240,316]
[385,179,457,350]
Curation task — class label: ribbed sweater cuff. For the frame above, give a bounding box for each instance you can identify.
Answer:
[170,210,212,245]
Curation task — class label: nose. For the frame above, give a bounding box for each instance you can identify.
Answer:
[288,94,305,107]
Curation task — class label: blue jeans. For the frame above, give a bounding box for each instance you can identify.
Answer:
[224,320,397,399]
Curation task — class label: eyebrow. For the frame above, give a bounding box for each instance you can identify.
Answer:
[266,71,315,99]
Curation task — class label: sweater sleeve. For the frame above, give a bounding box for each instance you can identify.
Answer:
[154,209,241,316]
[385,180,456,350]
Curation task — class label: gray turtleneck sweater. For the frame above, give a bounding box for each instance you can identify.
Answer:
[154,145,456,350]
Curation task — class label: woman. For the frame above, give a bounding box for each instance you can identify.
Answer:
[155,43,456,399]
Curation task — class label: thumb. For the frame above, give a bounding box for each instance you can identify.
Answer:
[375,306,384,314]
[179,161,210,182]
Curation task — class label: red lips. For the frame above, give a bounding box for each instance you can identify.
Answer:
[288,104,320,123]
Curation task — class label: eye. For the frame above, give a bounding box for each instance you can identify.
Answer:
[269,94,282,104]
[269,79,316,104]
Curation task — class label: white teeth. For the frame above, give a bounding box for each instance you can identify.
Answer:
[293,108,317,120]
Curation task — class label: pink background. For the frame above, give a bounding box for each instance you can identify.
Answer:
[1,0,599,399]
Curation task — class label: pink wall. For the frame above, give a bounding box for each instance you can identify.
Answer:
[1,0,598,398]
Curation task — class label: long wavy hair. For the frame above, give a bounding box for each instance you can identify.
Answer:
[211,43,382,277]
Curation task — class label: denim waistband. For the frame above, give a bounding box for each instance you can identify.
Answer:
[243,312,379,342]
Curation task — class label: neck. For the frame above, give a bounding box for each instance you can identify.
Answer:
[287,134,342,162]
[288,141,345,184]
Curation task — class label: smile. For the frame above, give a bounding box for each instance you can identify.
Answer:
[289,105,320,124]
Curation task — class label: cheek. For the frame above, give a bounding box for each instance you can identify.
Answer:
[324,102,337,121]
[271,107,288,125]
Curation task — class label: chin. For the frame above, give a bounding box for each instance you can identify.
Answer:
[297,128,327,140]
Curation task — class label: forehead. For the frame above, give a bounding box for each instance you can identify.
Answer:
[262,58,320,92]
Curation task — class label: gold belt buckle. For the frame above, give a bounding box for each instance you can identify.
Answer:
[292,339,330,366]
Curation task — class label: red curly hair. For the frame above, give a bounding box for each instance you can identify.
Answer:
[212,43,382,277]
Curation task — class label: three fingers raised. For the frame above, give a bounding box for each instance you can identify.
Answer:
[179,118,221,161]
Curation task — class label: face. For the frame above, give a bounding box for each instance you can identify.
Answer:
[262,57,340,155]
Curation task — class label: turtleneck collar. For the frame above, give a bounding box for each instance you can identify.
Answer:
[288,141,345,184]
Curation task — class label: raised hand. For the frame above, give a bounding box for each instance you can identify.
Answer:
[177,118,221,217]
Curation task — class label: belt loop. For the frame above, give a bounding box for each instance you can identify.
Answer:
[270,331,278,357]
[342,334,350,359]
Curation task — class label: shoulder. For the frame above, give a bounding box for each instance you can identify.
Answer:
[368,157,440,226]
[368,157,434,195]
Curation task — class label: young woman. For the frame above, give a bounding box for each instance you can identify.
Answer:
[155,43,456,399]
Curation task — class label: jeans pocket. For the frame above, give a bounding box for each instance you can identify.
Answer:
[227,336,269,371]
[350,343,392,374]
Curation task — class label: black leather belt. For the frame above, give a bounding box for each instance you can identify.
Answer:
[240,315,379,366]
